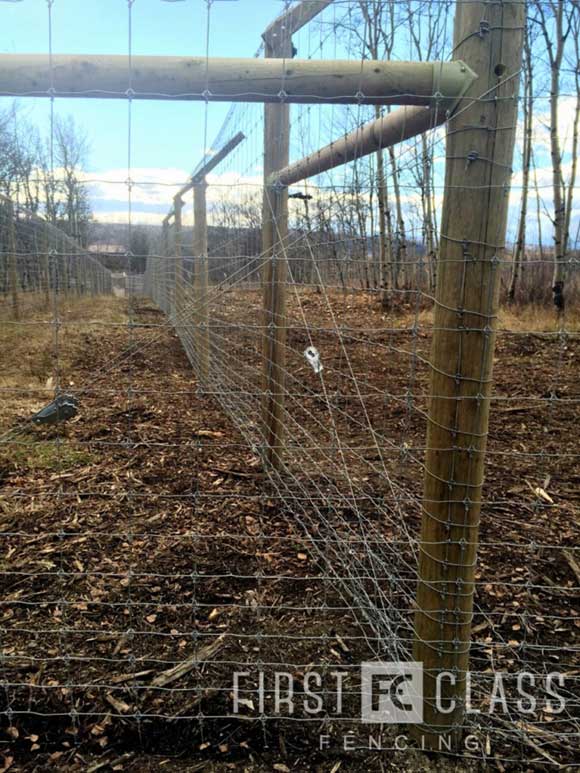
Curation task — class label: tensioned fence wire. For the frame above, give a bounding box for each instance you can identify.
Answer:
[142,0,580,766]
[0,0,578,769]
[0,195,112,315]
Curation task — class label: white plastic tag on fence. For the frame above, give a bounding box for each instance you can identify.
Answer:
[304,346,323,375]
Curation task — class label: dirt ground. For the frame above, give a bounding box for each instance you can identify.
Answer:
[0,290,578,772]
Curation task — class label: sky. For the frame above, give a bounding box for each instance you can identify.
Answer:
[0,0,578,247]
[0,0,287,224]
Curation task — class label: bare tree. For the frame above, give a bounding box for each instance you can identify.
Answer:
[0,104,41,210]
[53,115,92,245]
[509,19,534,303]
[563,7,580,266]
[129,227,151,274]
[406,0,450,293]
[532,0,578,314]
[358,1,395,305]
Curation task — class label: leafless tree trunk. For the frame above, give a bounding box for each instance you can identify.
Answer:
[388,144,407,291]
[563,10,580,263]
[54,115,92,245]
[406,0,448,294]
[374,106,394,308]
[533,0,575,314]
[509,23,534,303]
[357,1,399,306]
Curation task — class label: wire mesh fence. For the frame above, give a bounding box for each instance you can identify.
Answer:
[0,1,579,771]
[0,195,112,320]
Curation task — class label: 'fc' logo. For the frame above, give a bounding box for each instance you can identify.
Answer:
[361,662,423,723]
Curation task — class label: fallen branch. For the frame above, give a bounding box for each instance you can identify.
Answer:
[563,549,580,585]
[493,716,564,768]
[87,753,135,773]
[150,634,225,688]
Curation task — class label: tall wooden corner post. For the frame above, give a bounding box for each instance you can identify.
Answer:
[193,181,209,386]
[413,0,524,750]
[261,23,291,471]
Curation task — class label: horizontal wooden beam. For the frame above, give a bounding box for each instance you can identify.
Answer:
[263,0,333,45]
[272,105,447,186]
[182,132,245,194]
[0,54,476,106]
[165,131,246,220]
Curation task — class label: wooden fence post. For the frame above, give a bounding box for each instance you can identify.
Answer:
[42,225,50,307]
[60,233,69,297]
[7,200,19,320]
[159,219,168,312]
[74,243,82,295]
[162,221,168,256]
[193,181,209,385]
[161,135,246,383]
[259,0,334,470]
[261,23,291,470]
[173,196,183,327]
[412,0,524,749]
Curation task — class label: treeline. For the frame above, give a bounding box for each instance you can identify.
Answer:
[0,106,92,246]
[203,2,578,310]
[327,1,580,311]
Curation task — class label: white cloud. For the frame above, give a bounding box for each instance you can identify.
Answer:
[513,95,579,176]
[92,210,166,226]
[84,167,265,226]
[84,166,191,209]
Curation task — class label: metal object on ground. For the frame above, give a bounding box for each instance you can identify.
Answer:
[31,394,79,425]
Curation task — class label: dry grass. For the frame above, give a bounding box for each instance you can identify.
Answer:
[497,303,580,333]
[415,301,579,334]
[0,294,127,431]
[0,291,578,770]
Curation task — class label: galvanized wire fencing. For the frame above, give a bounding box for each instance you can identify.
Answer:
[143,0,580,765]
[1,0,579,771]
[0,194,112,319]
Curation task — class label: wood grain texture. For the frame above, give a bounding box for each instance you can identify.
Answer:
[412,0,525,749]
